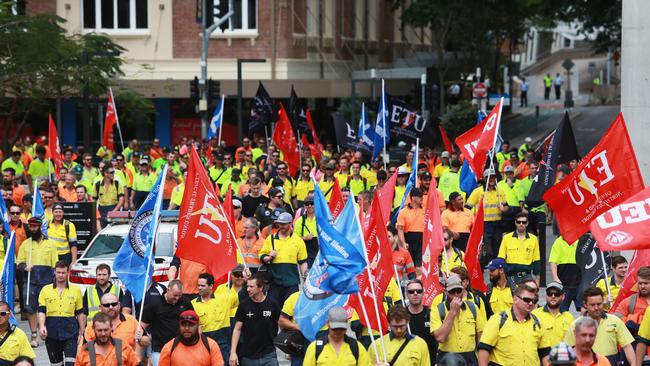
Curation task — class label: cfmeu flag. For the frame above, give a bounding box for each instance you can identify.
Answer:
[544,113,644,243]
[176,147,237,281]
[0,232,16,325]
[591,185,650,251]
[113,166,166,303]
[454,99,503,176]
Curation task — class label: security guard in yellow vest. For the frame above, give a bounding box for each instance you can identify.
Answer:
[47,203,78,264]
[82,264,129,323]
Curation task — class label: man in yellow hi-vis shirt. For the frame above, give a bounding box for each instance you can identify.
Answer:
[47,203,78,264]
[369,305,430,366]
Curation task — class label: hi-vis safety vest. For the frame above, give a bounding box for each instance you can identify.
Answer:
[86,285,121,323]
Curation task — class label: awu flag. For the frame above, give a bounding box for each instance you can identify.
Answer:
[372,80,390,160]
[393,139,419,224]
[0,232,16,325]
[113,166,166,303]
[455,99,503,176]
[465,201,487,292]
[332,113,370,153]
[249,81,275,135]
[576,233,606,302]
[208,95,224,140]
[544,113,644,243]
[527,113,579,206]
[313,183,367,294]
[289,86,312,144]
[176,147,237,281]
[388,99,436,146]
[48,115,63,175]
[610,249,650,313]
[421,179,445,306]
[349,190,394,333]
[591,185,650,251]
[358,102,374,148]
[460,159,478,197]
[272,103,300,176]
[32,182,47,238]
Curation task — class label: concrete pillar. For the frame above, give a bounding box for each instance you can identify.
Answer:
[154,99,172,147]
[622,0,650,182]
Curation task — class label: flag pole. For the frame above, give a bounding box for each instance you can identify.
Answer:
[26,180,39,305]
[392,264,412,334]
[110,87,126,152]
[381,79,387,171]
[351,191,388,363]
[482,98,505,194]
[600,250,612,299]
[356,292,380,364]
[213,188,249,269]
[137,165,167,329]
[217,94,225,148]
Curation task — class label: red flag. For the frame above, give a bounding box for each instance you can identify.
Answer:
[610,249,650,313]
[305,109,323,163]
[349,191,394,333]
[421,179,445,306]
[176,146,238,280]
[48,114,63,174]
[590,185,650,252]
[329,180,345,220]
[377,171,398,224]
[102,89,118,150]
[454,99,503,176]
[544,113,644,243]
[272,103,300,176]
[438,125,455,153]
[222,184,235,230]
[465,201,487,292]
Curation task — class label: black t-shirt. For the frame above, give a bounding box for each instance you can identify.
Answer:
[408,307,438,363]
[235,296,280,359]
[241,194,269,218]
[141,291,193,352]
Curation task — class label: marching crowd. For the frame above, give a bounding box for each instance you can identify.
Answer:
[0,134,647,366]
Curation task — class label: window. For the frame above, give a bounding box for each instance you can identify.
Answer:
[83,0,148,33]
[213,0,258,36]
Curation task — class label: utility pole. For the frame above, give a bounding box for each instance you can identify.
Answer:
[200,0,234,139]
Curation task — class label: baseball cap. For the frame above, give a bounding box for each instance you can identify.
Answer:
[445,275,463,291]
[275,212,293,224]
[28,217,43,225]
[524,137,532,143]
[73,165,83,174]
[487,258,506,271]
[546,281,564,292]
[268,188,283,198]
[327,306,348,329]
[441,151,450,158]
[231,168,241,175]
[420,171,432,180]
[304,196,314,204]
[483,168,495,178]
[510,152,518,159]
[232,199,242,208]
[397,166,409,175]
[549,343,577,365]
[214,153,224,160]
[179,310,200,324]
[232,264,245,274]
[504,165,515,173]
[52,203,64,212]
[140,158,150,165]
[448,191,461,202]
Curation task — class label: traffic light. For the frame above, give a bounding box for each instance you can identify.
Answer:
[214,0,230,31]
[207,78,220,105]
[189,76,199,101]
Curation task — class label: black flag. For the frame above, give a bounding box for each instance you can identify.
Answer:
[576,233,609,301]
[331,113,370,153]
[526,112,579,206]
[248,82,275,136]
[388,98,436,146]
[289,86,313,144]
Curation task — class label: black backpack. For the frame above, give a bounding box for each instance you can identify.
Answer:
[314,334,359,364]
[170,334,211,355]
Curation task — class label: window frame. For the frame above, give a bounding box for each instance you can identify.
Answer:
[211,0,259,38]
[81,0,149,36]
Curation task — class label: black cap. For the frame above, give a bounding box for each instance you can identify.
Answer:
[448,191,461,202]
[52,203,64,211]
[420,171,432,180]
[410,188,423,198]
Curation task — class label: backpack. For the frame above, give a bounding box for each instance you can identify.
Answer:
[94,180,120,201]
[345,176,367,191]
[88,338,122,366]
[314,334,359,364]
[437,300,477,322]
[47,219,70,242]
[170,334,211,355]
[498,311,540,331]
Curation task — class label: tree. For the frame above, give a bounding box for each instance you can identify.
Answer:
[0,1,134,148]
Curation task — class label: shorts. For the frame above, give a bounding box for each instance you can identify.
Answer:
[23,283,45,314]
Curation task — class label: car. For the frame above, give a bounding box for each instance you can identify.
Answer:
[69,213,177,296]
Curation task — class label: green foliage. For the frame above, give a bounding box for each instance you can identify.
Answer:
[439,101,476,139]
[114,90,155,127]
[336,97,375,127]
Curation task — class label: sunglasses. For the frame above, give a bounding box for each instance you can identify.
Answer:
[302,170,310,173]
[516,220,528,225]
[407,289,423,294]
[43,196,54,200]
[232,273,244,278]
[517,295,537,305]
[108,170,115,174]
[448,288,463,295]
[9,212,20,215]
[275,195,284,199]
[0,311,8,317]
[116,158,124,161]
[546,291,562,298]
[101,302,119,308]
[304,202,314,206]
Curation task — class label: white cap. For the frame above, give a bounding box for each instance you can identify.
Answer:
[524,137,532,143]
[397,166,409,175]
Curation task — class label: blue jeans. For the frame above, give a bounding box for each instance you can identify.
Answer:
[152,351,160,366]
[561,287,580,312]
[205,329,231,363]
[241,351,279,366]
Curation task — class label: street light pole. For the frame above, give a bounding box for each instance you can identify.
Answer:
[236,58,266,144]
[81,51,119,149]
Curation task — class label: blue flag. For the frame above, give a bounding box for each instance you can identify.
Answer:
[32,182,48,238]
[0,195,9,235]
[372,80,390,160]
[460,159,478,196]
[0,233,16,325]
[208,95,224,140]
[392,139,419,224]
[113,166,166,303]
[358,102,374,148]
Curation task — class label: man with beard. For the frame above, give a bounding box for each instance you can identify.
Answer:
[16,217,58,347]
[406,280,438,364]
[84,293,144,353]
[83,264,131,322]
[532,282,574,347]
[75,313,139,366]
[484,259,514,319]
[498,212,541,286]
[229,274,280,366]
[158,310,224,366]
